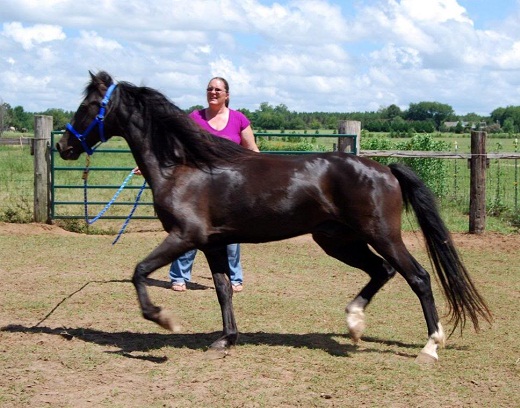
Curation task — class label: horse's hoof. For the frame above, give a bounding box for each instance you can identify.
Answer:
[346,310,365,344]
[415,351,438,365]
[209,338,230,350]
[204,348,230,360]
[156,310,182,332]
[348,323,365,344]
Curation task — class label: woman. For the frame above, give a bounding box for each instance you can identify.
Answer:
[169,77,259,292]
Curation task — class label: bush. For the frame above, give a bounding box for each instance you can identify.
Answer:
[395,134,450,197]
[361,134,450,197]
[0,198,32,223]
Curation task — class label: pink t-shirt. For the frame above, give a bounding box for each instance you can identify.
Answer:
[189,109,250,145]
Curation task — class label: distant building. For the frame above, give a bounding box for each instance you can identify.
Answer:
[443,121,488,131]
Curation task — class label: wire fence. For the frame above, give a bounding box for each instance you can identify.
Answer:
[1,142,519,226]
[0,145,34,221]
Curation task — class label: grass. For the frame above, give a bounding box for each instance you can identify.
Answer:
[0,226,519,406]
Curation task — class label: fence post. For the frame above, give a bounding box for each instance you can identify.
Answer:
[469,130,486,234]
[33,115,53,223]
[337,121,361,154]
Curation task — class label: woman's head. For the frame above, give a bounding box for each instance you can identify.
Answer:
[206,77,229,107]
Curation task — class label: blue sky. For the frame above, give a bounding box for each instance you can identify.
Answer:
[1,0,520,116]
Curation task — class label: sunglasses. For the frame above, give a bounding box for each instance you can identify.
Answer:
[206,86,227,94]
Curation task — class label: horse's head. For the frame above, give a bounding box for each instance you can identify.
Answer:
[56,71,117,160]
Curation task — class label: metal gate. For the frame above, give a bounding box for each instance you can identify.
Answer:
[50,131,357,221]
[50,131,155,220]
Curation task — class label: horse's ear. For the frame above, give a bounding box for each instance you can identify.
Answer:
[89,71,96,81]
[95,71,114,87]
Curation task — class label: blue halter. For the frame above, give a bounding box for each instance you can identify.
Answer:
[66,83,118,155]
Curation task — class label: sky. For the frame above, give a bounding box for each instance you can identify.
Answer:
[1,0,520,116]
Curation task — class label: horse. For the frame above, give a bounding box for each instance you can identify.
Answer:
[57,71,491,363]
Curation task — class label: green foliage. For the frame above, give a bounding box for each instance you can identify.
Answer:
[257,136,327,152]
[3,95,520,137]
[491,105,520,132]
[361,134,450,197]
[41,108,75,131]
[396,134,450,196]
[406,101,455,129]
[0,198,32,223]
[54,219,116,235]
[360,136,395,166]
[11,106,33,131]
[502,118,515,134]
[507,211,520,228]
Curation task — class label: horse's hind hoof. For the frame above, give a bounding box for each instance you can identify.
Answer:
[346,310,366,344]
[415,351,438,365]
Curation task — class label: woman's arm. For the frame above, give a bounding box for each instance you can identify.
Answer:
[240,125,260,152]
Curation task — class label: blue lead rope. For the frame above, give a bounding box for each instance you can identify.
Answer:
[112,179,147,245]
[82,159,147,244]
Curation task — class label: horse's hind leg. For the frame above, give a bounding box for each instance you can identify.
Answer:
[312,232,396,344]
[372,238,446,363]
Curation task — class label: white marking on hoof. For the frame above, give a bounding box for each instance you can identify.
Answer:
[346,304,366,344]
[416,322,445,364]
[415,351,438,364]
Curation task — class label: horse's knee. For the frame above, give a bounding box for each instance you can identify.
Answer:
[132,262,149,285]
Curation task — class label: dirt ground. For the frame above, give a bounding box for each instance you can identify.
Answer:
[2,220,519,253]
[1,222,519,407]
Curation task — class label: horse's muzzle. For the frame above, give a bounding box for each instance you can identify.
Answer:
[56,141,79,160]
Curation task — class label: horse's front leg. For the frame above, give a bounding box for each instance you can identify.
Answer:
[132,234,185,332]
[204,247,238,352]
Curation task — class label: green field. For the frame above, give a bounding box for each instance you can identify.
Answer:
[1,132,519,233]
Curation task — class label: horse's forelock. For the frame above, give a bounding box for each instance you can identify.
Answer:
[84,71,114,98]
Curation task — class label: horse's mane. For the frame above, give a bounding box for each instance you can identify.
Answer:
[96,73,254,170]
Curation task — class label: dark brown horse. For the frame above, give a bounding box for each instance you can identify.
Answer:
[57,71,491,363]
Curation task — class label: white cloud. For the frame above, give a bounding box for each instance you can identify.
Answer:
[400,0,472,25]
[1,0,520,115]
[2,22,66,50]
[77,31,123,52]
[495,41,520,69]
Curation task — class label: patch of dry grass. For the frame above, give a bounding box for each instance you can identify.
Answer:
[0,224,519,407]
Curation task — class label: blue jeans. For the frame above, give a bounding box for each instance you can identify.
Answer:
[169,244,243,286]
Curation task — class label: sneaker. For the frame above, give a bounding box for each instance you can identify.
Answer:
[171,283,186,292]
[232,284,243,293]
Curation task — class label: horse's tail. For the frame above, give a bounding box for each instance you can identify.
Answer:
[389,163,492,333]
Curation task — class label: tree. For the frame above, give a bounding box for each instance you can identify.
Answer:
[381,104,402,120]
[406,102,454,130]
[502,118,515,134]
[0,99,7,136]
[461,112,484,123]
[490,107,506,125]
[184,105,204,114]
[11,106,33,131]
[491,105,520,130]
[41,108,74,131]
[254,102,284,129]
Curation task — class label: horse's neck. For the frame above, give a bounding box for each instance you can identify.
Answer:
[114,95,180,189]
[129,144,161,187]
